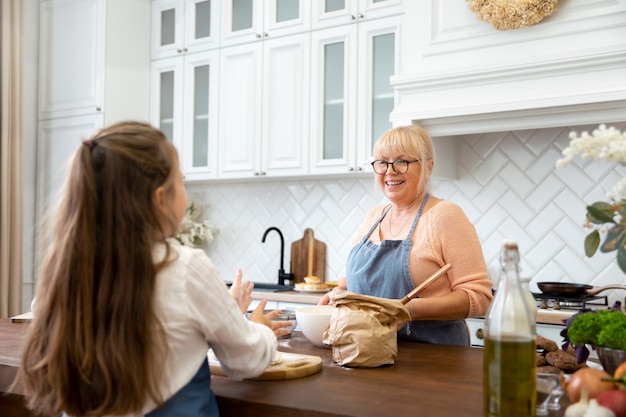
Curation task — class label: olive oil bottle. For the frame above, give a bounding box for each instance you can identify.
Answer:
[483,240,536,417]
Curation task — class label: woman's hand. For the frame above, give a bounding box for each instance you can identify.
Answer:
[229,268,253,313]
[318,276,347,305]
[248,299,293,338]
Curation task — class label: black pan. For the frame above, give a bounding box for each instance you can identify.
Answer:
[537,282,626,297]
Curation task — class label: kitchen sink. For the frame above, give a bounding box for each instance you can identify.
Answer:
[225,282,294,292]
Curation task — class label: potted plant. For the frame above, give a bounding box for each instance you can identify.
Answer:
[561,301,626,374]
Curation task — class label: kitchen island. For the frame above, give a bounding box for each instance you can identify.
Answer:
[0,319,568,417]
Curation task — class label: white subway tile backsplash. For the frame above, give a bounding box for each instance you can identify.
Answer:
[187,122,626,306]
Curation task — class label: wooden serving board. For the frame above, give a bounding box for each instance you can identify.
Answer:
[290,228,326,283]
[208,351,322,380]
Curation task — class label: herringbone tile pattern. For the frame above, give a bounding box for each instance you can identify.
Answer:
[188,122,626,305]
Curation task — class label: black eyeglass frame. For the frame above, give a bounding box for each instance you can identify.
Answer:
[370,159,420,174]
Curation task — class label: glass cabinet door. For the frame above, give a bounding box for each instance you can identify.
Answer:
[150,58,184,152]
[222,0,310,47]
[310,26,357,174]
[312,0,403,30]
[182,51,219,179]
[152,0,219,60]
[356,16,399,165]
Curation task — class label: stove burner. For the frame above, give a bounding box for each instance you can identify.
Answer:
[532,293,608,310]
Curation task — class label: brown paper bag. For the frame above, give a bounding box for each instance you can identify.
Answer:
[322,289,410,367]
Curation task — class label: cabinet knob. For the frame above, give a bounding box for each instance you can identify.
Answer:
[254,171,260,176]
[475,328,484,340]
[347,167,355,172]
[358,13,364,19]
[96,107,101,111]
[356,166,363,171]
[349,14,356,20]
[177,48,183,53]
[263,32,268,37]
[260,171,266,176]
[182,47,188,52]
[256,33,262,38]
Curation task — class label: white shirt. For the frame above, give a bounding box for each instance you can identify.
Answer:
[142,239,276,414]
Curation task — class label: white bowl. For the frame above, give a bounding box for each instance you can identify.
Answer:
[295,305,334,348]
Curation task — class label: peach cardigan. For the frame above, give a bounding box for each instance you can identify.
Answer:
[352,200,493,318]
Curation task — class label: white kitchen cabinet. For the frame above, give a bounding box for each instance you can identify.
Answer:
[218,33,310,179]
[309,15,400,175]
[150,50,220,180]
[312,0,403,30]
[220,0,310,47]
[151,0,220,60]
[38,0,150,123]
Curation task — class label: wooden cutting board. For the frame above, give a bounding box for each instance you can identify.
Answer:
[208,351,322,380]
[290,228,326,283]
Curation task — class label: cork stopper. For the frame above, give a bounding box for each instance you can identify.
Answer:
[503,239,518,250]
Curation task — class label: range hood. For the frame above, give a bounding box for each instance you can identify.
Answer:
[390,47,626,137]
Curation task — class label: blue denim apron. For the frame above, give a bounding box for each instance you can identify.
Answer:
[146,357,219,417]
[346,194,470,346]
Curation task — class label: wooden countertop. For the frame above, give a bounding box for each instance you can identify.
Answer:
[0,319,569,417]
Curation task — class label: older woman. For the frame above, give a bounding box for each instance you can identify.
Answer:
[321,125,493,345]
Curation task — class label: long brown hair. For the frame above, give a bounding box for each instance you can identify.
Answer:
[18,121,179,416]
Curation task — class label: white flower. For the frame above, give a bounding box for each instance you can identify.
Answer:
[557,124,626,201]
[175,202,215,247]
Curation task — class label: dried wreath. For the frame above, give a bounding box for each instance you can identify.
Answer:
[466,0,559,30]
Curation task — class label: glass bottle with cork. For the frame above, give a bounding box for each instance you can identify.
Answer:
[483,240,536,417]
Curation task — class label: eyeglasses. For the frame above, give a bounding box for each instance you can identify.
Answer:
[371,159,420,174]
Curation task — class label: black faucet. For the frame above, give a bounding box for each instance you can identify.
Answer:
[261,227,295,286]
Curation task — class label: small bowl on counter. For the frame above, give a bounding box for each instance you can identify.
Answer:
[295,305,333,348]
[246,309,297,338]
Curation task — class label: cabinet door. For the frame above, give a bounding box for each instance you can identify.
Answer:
[37,115,104,212]
[261,33,310,177]
[181,51,220,180]
[355,16,400,167]
[312,0,403,30]
[151,0,219,60]
[309,25,358,175]
[218,43,262,178]
[221,0,310,47]
[150,58,185,154]
[39,0,104,120]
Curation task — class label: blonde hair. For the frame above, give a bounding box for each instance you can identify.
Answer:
[18,121,178,416]
[373,125,435,196]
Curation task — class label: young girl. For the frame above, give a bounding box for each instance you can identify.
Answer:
[17,121,289,417]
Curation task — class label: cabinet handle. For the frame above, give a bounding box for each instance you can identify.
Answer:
[475,328,484,340]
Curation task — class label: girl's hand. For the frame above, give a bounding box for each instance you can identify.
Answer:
[229,268,253,313]
[248,299,293,338]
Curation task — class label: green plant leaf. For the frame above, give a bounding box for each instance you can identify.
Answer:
[587,202,615,223]
[600,225,626,252]
[617,245,626,275]
[585,230,601,257]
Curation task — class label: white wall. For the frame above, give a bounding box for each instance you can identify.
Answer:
[188,122,626,307]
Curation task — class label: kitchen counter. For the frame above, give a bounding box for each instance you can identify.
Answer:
[251,289,574,325]
[0,319,569,417]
